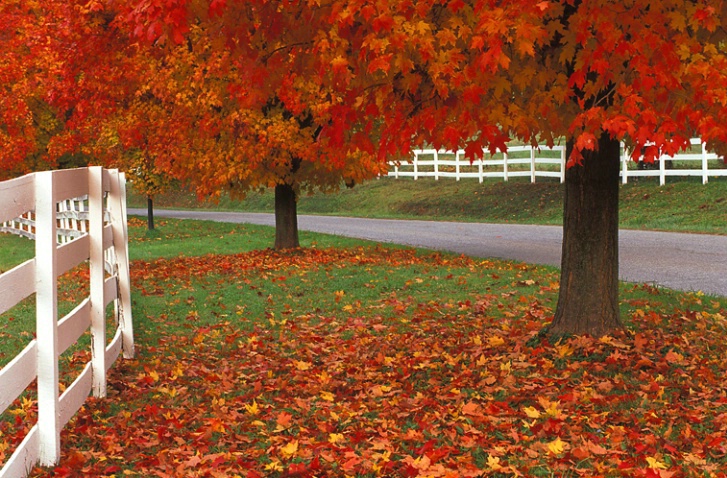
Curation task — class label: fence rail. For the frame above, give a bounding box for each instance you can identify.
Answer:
[1,198,111,243]
[391,138,726,184]
[0,167,133,478]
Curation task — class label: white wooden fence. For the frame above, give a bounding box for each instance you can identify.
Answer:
[1,198,109,244]
[392,139,726,185]
[390,145,567,183]
[0,167,133,478]
[620,138,726,185]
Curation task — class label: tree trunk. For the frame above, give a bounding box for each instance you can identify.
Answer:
[147,196,155,231]
[547,132,624,337]
[274,183,300,249]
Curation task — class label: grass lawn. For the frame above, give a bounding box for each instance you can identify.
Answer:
[128,176,727,235]
[1,218,726,477]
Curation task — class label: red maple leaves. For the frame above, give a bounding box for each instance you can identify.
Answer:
[2,241,722,477]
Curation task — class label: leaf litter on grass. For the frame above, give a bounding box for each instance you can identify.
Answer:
[1,246,725,477]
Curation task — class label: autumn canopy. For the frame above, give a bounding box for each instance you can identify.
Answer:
[2,0,727,335]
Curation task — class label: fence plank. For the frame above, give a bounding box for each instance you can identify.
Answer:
[59,363,93,428]
[104,276,118,307]
[0,341,37,415]
[0,174,34,224]
[103,223,113,249]
[105,328,123,372]
[56,235,90,277]
[35,171,61,466]
[52,169,88,203]
[108,170,134,358]
[0,260,35,316]
[88,166,107,398]
[0,426,39,478]
[58,299,91,356]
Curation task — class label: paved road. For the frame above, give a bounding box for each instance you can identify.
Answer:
[128,209,727,297]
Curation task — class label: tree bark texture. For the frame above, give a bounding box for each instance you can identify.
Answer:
[147,196,155,231]
[548,132,624,337]
[274,183,300,249]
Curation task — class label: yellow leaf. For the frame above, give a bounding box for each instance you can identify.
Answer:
[523,406,541,419]
[318,370,331,383]
[244,400,260,415]
[486,454,502,470]
[280,440,299,459]
[320,391,335,402]
[264,459,283,471]
[294,360,312,371]
[547,437,567,455]
[646,456,667,470]
[149,370,160,382]
[472,335,482,346]
[543,400,561,418]
[555,343,573,358]
[488,336,505,347]
[500,360,511,374]
[328,433,345,444]
[170,363,184,380]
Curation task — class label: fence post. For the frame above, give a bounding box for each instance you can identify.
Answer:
[702,142,709,185]
[659,152,666,186]
[530,146,536,183]
[503,151,509,182]
[88,167,107,397]
[35,171,60,466]
[413,152,419,180]
[109,170,135,358]
[455,150,461,181]
[478,156,483,183]
[560,146,566,183]
[79,197,88,234]
[621,143,629,185]
[434,150,439,180]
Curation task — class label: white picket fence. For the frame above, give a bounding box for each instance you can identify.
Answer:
[0,167,133,477]
[392,138,726,185]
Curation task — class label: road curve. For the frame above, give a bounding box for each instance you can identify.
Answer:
[128,209,727,297]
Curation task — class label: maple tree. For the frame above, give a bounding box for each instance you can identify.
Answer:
[333,0,727,337]
[121,0,727,336]
[0,0,143,181]
[0,0,52,179]
[104,1,389,249]
[5,0,727,334]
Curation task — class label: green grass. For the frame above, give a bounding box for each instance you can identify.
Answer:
[124,216,375,261]
[128,176,727,235]
[0,233,35,273]
[0,218,405,367]
[2,217,726,477]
